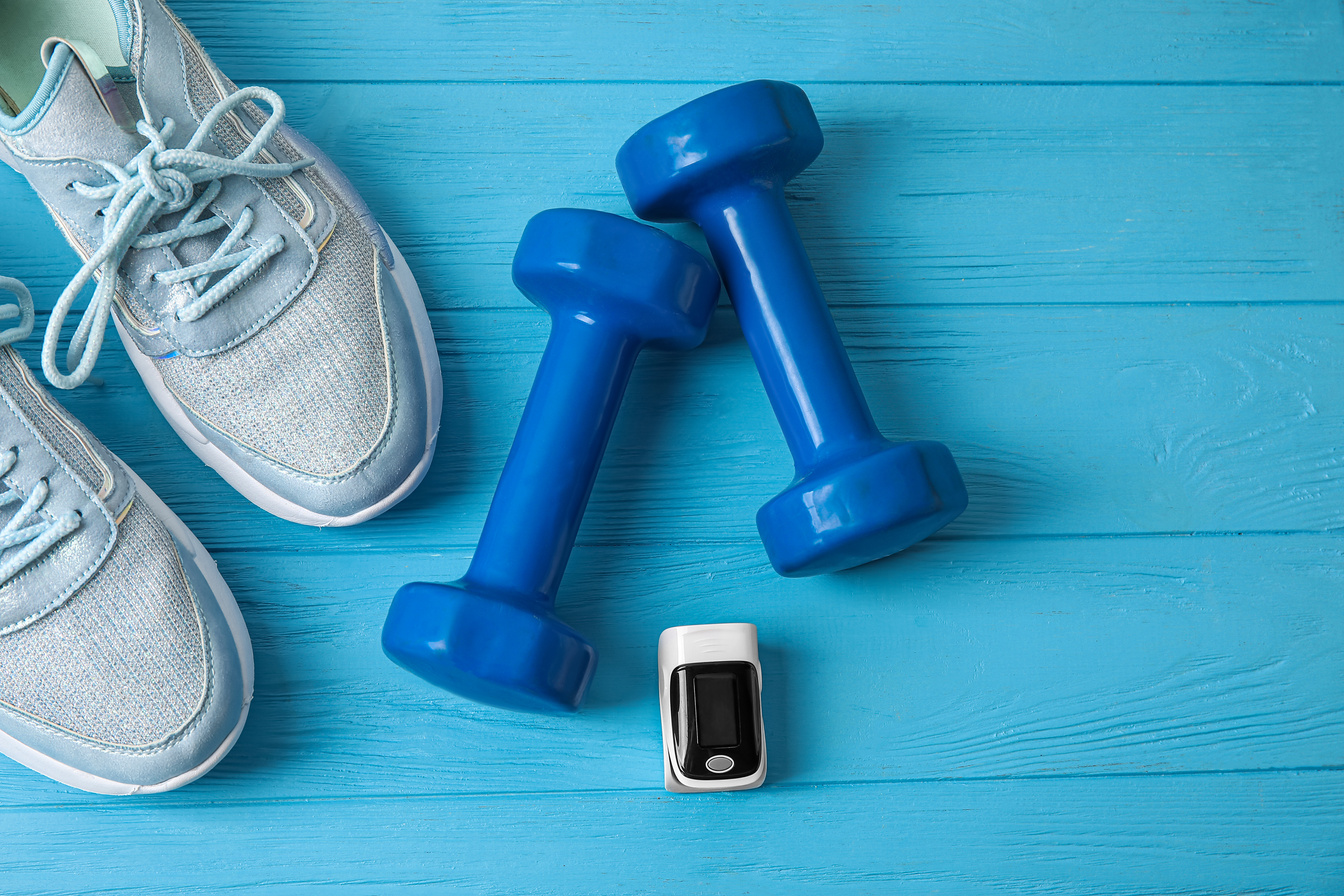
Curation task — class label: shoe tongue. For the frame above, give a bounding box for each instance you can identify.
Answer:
[14,40,142,166]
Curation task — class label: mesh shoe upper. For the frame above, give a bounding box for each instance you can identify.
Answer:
[156,205,394,477]
[0,498,207,747]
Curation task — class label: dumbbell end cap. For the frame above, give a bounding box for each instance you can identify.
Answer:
[617,79,822,223]
[758,440,968,577]
[383,581,598,713]
[514,208,720,350]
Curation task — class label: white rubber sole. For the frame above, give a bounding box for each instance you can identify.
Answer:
[0,466,254,795]
[114,231,444,527]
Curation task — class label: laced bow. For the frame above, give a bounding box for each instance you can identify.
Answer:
[0,277,80,586]
[44,86,313,390]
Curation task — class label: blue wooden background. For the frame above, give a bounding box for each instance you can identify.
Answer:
[1,1,1342,892]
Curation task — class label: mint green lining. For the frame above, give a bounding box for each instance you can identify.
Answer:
[0,0,128,114]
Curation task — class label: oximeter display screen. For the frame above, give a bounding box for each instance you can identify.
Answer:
[693,673,740,747]
[669,661,762,780]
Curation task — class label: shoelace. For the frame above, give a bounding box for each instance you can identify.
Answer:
[0,450,81,586]
[44,86,313,390]
[0,277,80,585]
[0,275,35,347]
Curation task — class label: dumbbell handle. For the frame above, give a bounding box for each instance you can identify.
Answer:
[695,184,884,473]
[463,316,640,607]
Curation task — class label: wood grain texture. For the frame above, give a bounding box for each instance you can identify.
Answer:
[5,84,1341,308]
[162,0,1344,84]
[2,773,1341,894]
[0,1,1341,892]
[0,302,1331,554]
[1,535,1339,803]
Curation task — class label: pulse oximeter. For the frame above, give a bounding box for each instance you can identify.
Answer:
[658,623,766,792]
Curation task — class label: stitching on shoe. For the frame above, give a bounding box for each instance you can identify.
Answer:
[160,245,403,485]
[152,12,319,357]
[0,529,216,755]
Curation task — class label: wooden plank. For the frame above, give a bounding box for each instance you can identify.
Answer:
[2,772,1341,893]
[0,8,1334,893]
[6,302,1334,554]
[163,0,1344,84]
[3,84,1340,309]
[2,535,1337,801]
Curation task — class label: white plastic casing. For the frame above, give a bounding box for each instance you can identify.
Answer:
[658,623,766,792]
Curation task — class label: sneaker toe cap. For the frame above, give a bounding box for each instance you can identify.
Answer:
[0,500,250,793]
[155,251,441,524]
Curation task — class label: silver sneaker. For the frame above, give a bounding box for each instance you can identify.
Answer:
[0,0,443,526]
[0,276,251,794]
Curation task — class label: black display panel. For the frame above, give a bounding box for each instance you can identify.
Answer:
[693,673,740,748]
[669,661,761,780]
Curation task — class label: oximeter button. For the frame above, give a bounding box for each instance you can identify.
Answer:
[706,755,735,774]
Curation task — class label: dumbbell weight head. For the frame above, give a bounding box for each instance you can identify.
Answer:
[383,582,597,713]
[757,439,967,577]
[383,209,720,713]
[616,79,823,224]
[512,208,719,350]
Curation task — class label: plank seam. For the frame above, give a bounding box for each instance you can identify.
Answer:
[234,79,1344,87]
[202,529,1344,554]
[6,764,1342,811]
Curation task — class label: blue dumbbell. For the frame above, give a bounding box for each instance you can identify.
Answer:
[383,209,720,713]
[617,80,968,577]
